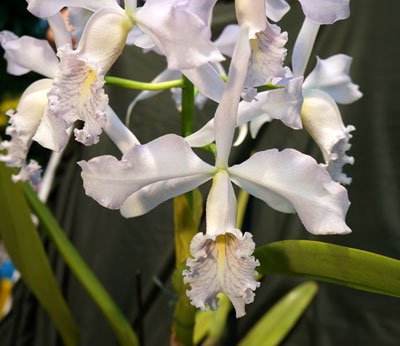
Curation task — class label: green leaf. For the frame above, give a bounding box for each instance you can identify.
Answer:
[193,293,231,345]
[173,189,203,266]
[239,281,318,346]
[21,182,139,346]
[255,240,400,297]
[0,163,80,346]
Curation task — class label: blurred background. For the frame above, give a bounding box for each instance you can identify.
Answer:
[0,0,399,345]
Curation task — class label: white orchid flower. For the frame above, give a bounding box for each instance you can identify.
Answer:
[0,13,137,184]
[27,0,226,102]
[79,1,351,317]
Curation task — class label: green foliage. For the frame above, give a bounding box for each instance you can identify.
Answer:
[255,240,400,297]
[239,282,318,346]
[0,163,80,346]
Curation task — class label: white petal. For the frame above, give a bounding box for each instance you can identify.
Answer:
[213,24,240,58]
[239,76,304,130]
[182,63,225,104]
[185,119,215,148]
[215,25,251,168]
[249,114,269,139]
[0,31,59,78]
[229,149,351,235]
[265,0,290,22]
[183,229,260,318]
[134,0,224,70]
[11,160,42,187]
[27,0,119,18]
[292,17,320,77]
[48,44,108,146]
[33,106,69,152]
[185,0,217,27]
[103,106,140,154]
[79,134,214,209]
[303,54,363,104]
[75,7,132,74]
[233,123,249,147]
[126,25,155,48]
[301,89,355,185]
[236,0,267,39]
[120,174,212,218]
[245,21,287,90]
[298,0,350,25]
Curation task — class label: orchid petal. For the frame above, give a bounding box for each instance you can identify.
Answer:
[298,0,350,25]
[11,160,42,186]
[265,0,290,22]
[292,17,320,77]
[183,229,260,318]
[245,20,287,91]
[236,0,267,39]
[120,174,212,218]
[186,0,217,27]
[183,171,260,317]
[233,123,249,147]
[301,89,355,185]
[214,24,240,58]
[0,79,52,183]
[103,106,140,154]
[185,119,215,147]
[79,134,214,209]
[249,114,269,139]
[229,149,351,235]
[239,76,304,130]
[303,54,363,104]
[47,12,72,48]
[215,25,251,168]
[48,8,132,146]
[134,0,224,70]
[182,63,225,104]
[26,0,119,18]
[0,31,59,78]
[126,25,155,49]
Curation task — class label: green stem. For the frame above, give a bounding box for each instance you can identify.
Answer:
[105,76,184,90]
[21,183,139,346]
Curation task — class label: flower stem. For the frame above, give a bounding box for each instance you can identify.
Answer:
[105,76,184,90]
[21,183,139,346]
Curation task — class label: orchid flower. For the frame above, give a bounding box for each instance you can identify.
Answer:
[79,1,351,317]
[0,12,137,184]
[187,2,361,185]
[27,0,227,102]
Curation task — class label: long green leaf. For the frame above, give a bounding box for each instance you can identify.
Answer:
[21,182,139,346]
[239,281,318,346]
[0,163,80,346]
[255,240,400,297]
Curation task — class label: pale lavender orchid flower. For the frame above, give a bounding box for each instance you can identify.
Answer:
[0,13,137,184]
[79,2,351,317]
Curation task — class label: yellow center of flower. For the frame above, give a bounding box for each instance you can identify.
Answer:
[216,234,228,275]
[80,70,97,106]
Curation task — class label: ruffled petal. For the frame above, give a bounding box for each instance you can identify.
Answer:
[0,31,59,78]
[213,24,240,58]
[27,0,119,18]
[229,148,351,235]
[183,229,260,318]
[301,89,355,185]
[265,0,290,22]
[134,0,224,70]
[0,79,53,184]
[298,0,350,25]
[79,134,214,209]
[303,54,363,104]
[120,174,212,218]
[11,160,42,186]
[245,20,287,91]
[48,7,131,146]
